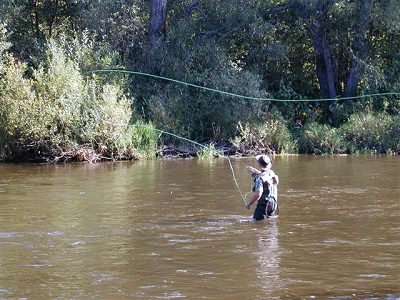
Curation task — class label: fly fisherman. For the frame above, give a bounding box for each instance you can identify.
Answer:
[245,155,279,220]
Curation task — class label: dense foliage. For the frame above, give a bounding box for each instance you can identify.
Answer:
[0,0,399,161]
[0,38,156,161]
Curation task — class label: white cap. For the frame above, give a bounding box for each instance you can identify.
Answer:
[256,154,271,169]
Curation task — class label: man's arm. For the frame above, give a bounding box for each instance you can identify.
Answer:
[245,191,262,209]
[245,166,261,176]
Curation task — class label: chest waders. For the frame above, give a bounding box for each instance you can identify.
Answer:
[253,177,279,220]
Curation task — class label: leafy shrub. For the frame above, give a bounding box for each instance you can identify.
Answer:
[340,112,397,154]
[298,122,345,154]
[385,115,400,154]
[79,82,132,153]
[32,41,85,144]
[0,38,139,161]
[232,115,296,154]
[118,121,159,159]
[197,143,220,159]
[0,54,36,158]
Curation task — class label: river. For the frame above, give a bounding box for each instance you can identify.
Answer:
[0,156,399,299]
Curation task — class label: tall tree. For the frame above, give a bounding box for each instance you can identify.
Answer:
[75,0,148,64]
[146,0,167,71]
[344,0,374,97]
[308,0,337,99]
[0,0,80,61]
[272,0,337,99]
[270,0,378,100]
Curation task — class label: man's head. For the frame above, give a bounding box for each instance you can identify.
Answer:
[256,154,272,170]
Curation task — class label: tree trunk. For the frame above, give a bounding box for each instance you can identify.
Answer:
[344,0,374,97]
[310,27,336,99]
[308,0,337,99]
[274,0,337,99]
[146,0,167,72]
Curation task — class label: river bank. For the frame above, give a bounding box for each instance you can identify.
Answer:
[1,140,398,164]
[1,109,399,164]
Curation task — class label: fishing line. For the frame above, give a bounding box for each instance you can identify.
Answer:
[88,68,400,102]
[154,128,206,149]
[226,156,248,204]
[90,68,398,203]
[144,125,248,204]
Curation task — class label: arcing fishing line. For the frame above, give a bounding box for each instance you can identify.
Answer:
[226,156,248,204]
[140,125,248,204]
[91,68,398,203]
[89,68,400,102]
[154,128,206,149]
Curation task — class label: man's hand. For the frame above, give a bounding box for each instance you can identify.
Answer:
[245,202,251,209]
[245,166,260,175]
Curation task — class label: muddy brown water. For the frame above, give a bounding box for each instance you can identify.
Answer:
[0,156,399,299]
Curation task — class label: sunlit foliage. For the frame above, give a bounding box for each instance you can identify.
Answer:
[0,0,399,159]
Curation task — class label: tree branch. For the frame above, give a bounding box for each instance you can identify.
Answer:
[185,0,199,17]
[270,1,297,13]
[197,24,228,37]
[269,1,311,19]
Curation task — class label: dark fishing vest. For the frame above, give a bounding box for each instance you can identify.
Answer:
[253,174,278,217]
[252,174,271,200]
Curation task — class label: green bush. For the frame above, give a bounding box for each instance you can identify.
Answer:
[298,122,345,154]
[232,115,296,154]
[197,143,220,159]
[386,115,400,154]
[0,38,138,161]
[79,81,132,153]
[0,54,37,158]
[117,122,159,159]
[137,27,269,141]
[32,41,85,144]
[340,112,397,154]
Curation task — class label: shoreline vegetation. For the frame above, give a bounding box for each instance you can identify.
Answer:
[1,112,399,163]
[0,38,398,163]
[1,0,399,164]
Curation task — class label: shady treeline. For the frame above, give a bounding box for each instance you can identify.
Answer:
[0,0,399,161]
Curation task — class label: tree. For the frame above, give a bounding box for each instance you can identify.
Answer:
[344,0,374,97]
[0,22,11,77]
[146,0,168,71]
[0,0,80,62]
[271,0,337,99]
[75,0,148,64]
[128,0,270,139]
[270,0,377,100]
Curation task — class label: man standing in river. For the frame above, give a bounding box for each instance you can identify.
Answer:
[245,154,279,220]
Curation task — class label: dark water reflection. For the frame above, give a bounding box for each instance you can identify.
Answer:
[0,156,399,299]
